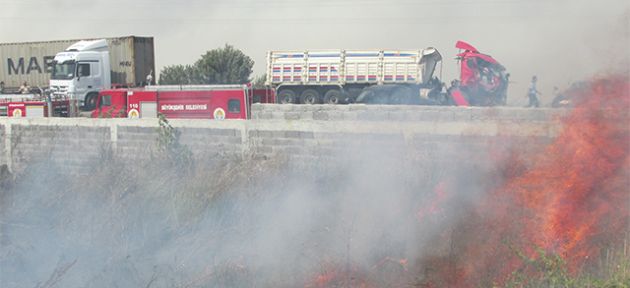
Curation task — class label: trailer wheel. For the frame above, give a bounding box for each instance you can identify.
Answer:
[300,89,321,104]
[323,89,342,104]
[278,89,297,104]
[390,93,404,104]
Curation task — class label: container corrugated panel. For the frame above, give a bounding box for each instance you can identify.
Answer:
[108,36,155,86]
[0,36,154,88]
[132,37,155,86]
[0,40,77,88]
[267,49,428,86]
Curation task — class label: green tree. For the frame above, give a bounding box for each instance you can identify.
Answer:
[159,64,199,85]
[252,73,267,88]
[195,44,254,84]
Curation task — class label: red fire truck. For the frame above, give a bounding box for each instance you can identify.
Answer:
[0,101,47,117]
[0,94,81,118]
[1,94,44,117]
[91,85,275,119]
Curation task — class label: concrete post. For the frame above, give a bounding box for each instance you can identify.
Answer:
[4,123,11,172]
[110,123,118,152]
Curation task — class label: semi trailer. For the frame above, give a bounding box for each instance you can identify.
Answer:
[49,36,155,111]
[266,41,509,106]
[265,48,443,105]
[1,39,81,90]
[0,36,154,96]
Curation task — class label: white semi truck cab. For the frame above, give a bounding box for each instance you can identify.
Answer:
[49,39,111,110]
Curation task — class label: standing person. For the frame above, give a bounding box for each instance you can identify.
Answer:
[18,81,30,94]
[0,81,5,94]
[526,76,541,108]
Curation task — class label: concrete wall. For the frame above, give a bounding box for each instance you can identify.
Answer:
[8,124,110,173]
[250,104,566,122]
[0,105,567,174]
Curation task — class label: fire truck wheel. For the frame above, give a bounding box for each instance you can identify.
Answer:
[300,89,321,104]
[323,89,342,104]
[278,89,297,104]
[83,93,98,111]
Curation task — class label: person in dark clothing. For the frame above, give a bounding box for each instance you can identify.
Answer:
[18,81,30,94]
[526,75,540,108]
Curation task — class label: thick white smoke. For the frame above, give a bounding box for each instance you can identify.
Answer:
[0,129,519,287]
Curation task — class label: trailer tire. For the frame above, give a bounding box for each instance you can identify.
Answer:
[300,89,321,104]
[278,89,297,104]
[390,93,404,104]
[83,93,98,111]
[323,89,342,104]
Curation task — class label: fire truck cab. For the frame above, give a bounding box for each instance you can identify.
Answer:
[92,85,275,119]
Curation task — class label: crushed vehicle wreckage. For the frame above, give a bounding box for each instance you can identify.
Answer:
[447,41,510,106]
[356,41,510,106]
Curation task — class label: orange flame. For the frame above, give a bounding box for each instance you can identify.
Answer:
[417,182,449,223]
[419,74,629,286]
[511,75,629,267]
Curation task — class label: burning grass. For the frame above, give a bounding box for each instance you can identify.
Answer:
[1,75,628,287]
[415,74,630,287]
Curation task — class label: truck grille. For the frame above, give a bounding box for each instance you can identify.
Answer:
[50,85,71,100]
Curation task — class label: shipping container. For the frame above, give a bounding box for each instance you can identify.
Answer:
[0,36,154,89]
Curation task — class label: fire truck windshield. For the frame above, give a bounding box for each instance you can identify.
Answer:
[51,61,76,80]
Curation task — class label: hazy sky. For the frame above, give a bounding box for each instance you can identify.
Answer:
[1,0,628,104]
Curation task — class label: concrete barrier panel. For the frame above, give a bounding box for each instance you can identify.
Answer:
[0,106,567,174]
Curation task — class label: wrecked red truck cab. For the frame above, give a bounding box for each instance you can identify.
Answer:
[448,41,509,106]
